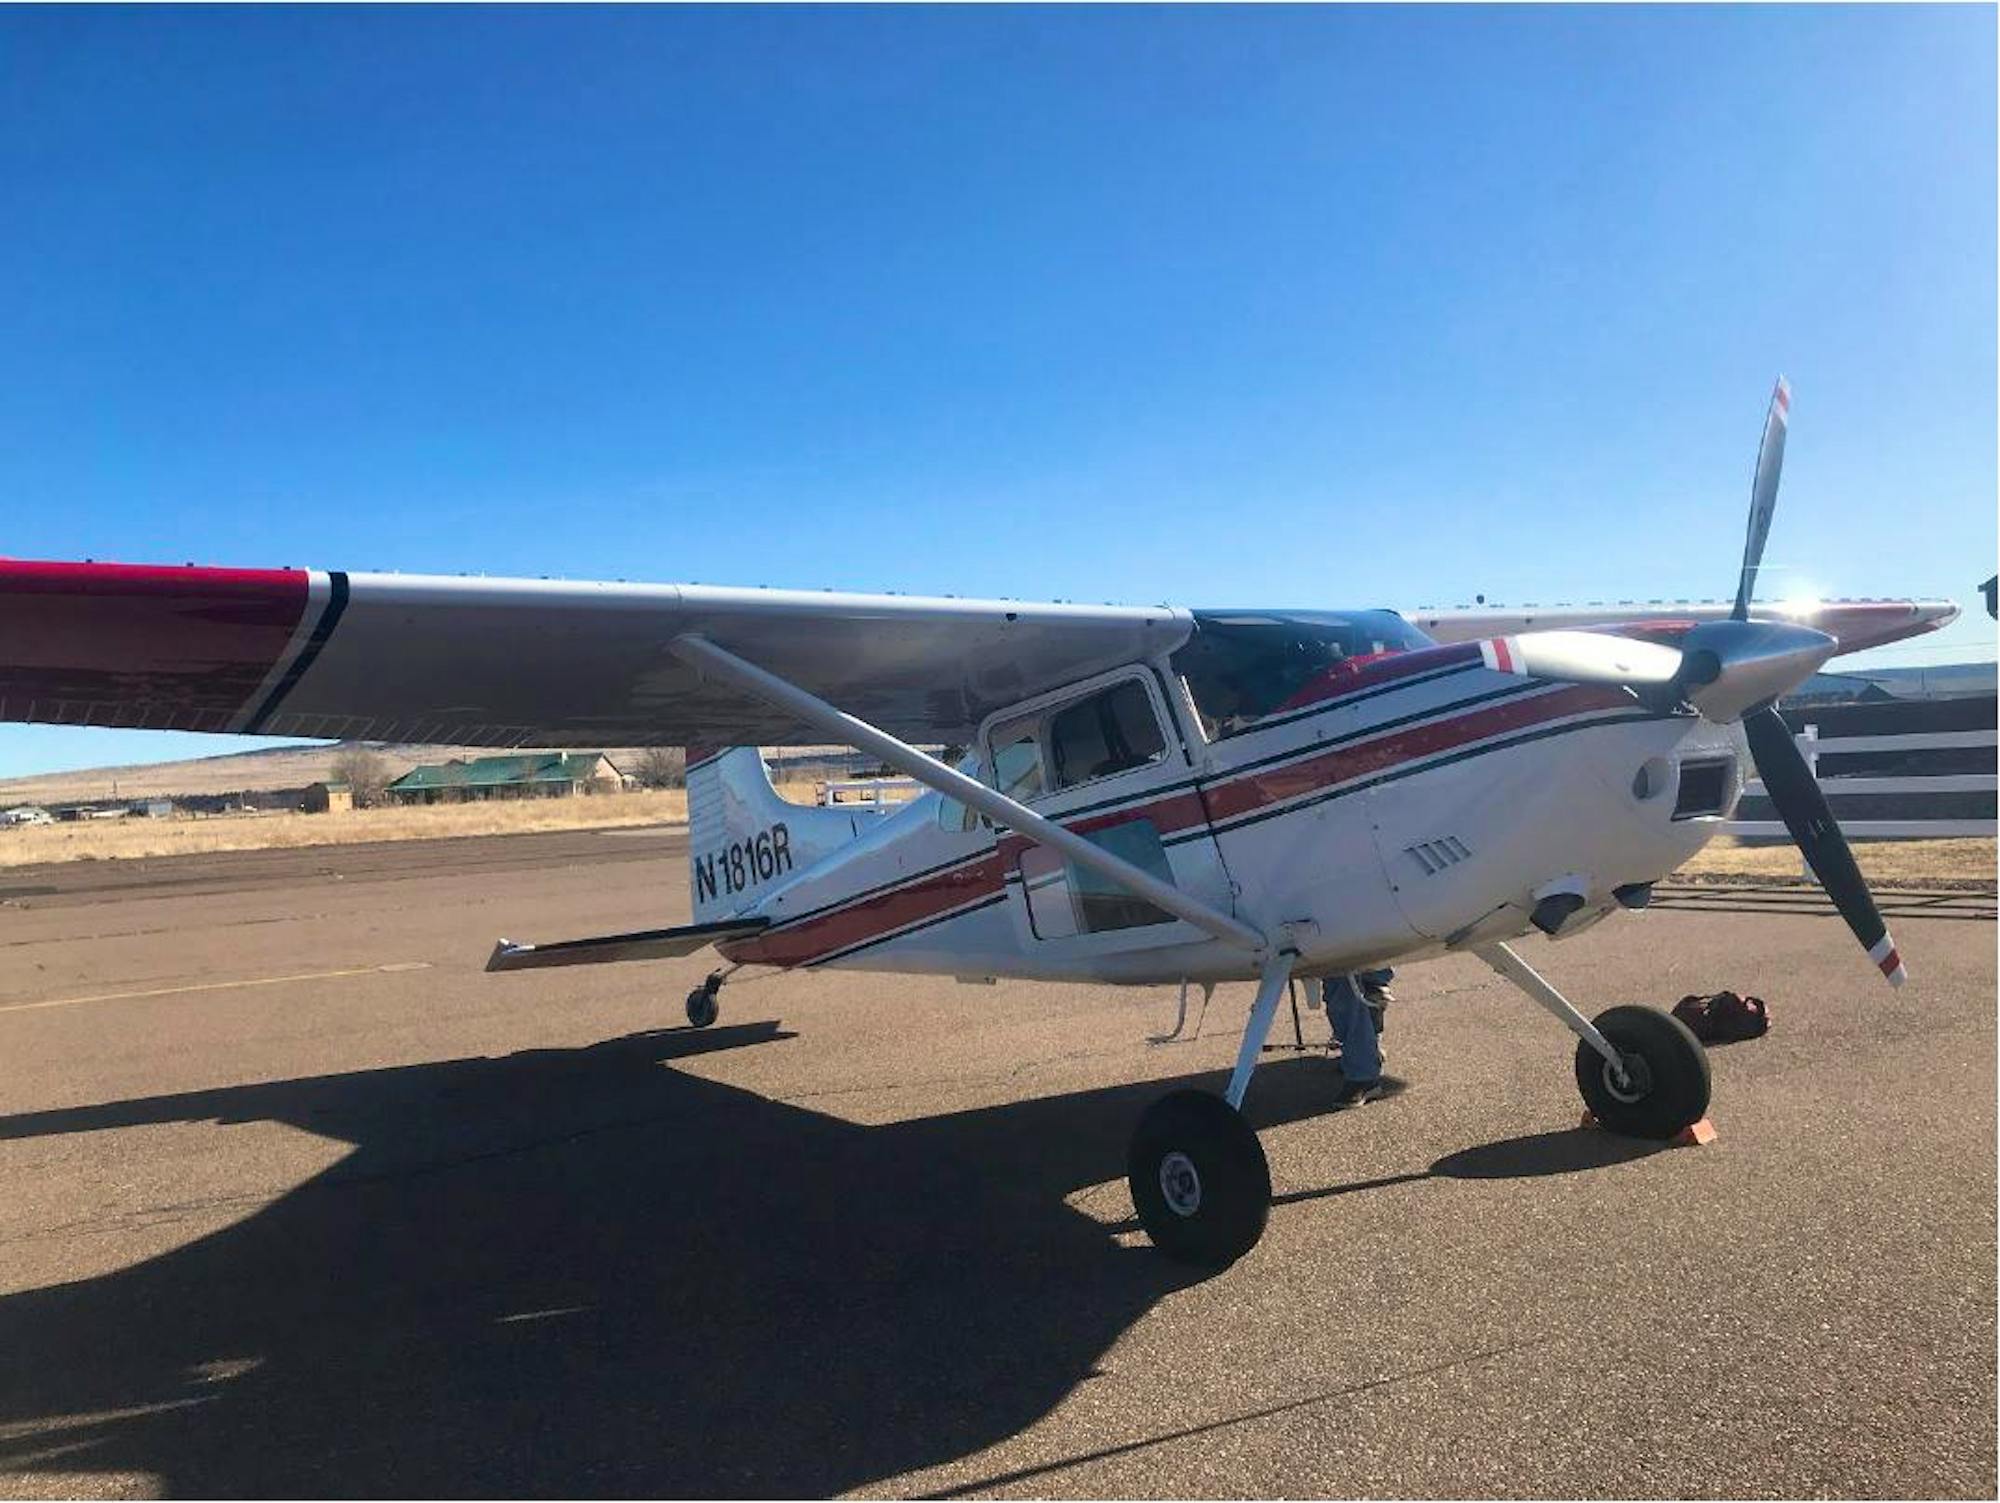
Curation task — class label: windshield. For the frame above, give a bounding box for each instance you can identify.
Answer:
[1171,609,1434,739]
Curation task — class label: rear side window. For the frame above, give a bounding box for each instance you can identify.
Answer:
[938,750,985,833]
[1047,681,1167,790]
[988,714,1046,801]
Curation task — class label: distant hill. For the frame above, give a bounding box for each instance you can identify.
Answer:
[0,744,503,805]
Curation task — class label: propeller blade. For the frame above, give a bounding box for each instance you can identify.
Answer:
[1743,705,1906,987]
[1478,630,1684,687]
[1732,377,1791,621]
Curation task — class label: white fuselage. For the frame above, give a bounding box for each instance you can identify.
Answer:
[718,642,1743,985]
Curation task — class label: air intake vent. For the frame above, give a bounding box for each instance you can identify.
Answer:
[1406,836,1472,875]
[1674,758,1733,820]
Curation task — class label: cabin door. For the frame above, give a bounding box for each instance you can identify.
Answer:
[981,668,1236,962]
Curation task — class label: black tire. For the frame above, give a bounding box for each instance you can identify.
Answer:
[1127,1090,1271,1268]
[685,986,719,1030]
[1575,1005,1710,1139]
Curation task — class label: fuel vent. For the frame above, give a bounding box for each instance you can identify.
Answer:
[1406,836,1472,875]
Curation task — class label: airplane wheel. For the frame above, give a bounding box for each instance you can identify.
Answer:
[1575,1005,1710,1139]
[1127,1090,1271,1269]
[685,985,719,1030]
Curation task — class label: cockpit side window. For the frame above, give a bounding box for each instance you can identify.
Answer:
[1046,680,1167,790]
[980,677,1171,806]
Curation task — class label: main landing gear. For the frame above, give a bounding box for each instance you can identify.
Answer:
[684,969,727,1029]
[1129,1090,1272,1267]
[1126,942,1712,1270]
[1127,951,1296,1269]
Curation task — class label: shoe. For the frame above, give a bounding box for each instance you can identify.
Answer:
[1331,1077,1384,1110]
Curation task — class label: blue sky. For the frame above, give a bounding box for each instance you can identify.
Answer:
[2,4,1993,779]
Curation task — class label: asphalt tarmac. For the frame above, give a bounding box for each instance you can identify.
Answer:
[0,828,1992,1498]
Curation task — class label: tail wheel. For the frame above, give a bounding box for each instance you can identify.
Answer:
[685,985,720,1030]
[1127,1090,1271,1268]
[1575,1005,1710,1139]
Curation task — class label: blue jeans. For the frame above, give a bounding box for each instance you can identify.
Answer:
[1322,972,1387,1082]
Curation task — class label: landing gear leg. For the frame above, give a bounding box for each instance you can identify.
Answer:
[684,967,728,1029]
[1128,949,1295,1268]
[1474,942,1709,1140]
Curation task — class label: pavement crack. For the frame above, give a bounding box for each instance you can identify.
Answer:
[922,1334,1566,1499]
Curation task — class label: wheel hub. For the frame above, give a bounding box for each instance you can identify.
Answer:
[1602,1052,1653,1103]
[1158,1151,1203,1217]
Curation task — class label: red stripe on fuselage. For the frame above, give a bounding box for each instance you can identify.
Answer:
[1271,643,1482,715]
[999,789,1214,853]
[1199,682,1628,824]
[0,560,310,733]
[726,851,1010,967]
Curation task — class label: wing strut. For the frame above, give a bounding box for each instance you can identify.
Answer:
[669,634,1269,954]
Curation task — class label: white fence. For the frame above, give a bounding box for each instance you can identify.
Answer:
[1727,725,1997,840]
[817,778,924,810]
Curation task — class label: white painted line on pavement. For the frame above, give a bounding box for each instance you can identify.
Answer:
[0,961,435,1016]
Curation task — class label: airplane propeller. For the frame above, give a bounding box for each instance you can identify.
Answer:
[1476,378,1905,986]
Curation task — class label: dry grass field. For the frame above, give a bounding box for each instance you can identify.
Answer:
[0,791,692,867]
[1683,836,1995,884]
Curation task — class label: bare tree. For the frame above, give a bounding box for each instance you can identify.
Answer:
[632,747,686,790]
[330,746,392,808]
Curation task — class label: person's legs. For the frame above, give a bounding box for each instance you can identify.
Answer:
[1357,967,1394,1034]
[1321,974,1381,1084]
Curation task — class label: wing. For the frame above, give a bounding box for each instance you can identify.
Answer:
[1411,598,1959,656]
[0,560,1191,747]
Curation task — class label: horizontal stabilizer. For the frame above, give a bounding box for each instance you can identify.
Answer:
[486,917,770,973]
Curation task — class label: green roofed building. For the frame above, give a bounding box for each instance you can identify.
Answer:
[385,752,625,805]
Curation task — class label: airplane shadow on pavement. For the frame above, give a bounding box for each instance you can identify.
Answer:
[0,1023,1322,1496]
[0,1025,1650,1496]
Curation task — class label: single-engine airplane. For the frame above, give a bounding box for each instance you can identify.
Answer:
[0,380,1960,1266]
